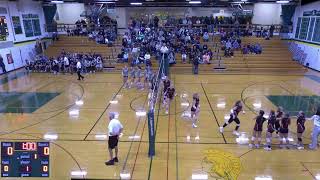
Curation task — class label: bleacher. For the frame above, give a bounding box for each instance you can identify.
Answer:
[44,35,122,67]
[45,35,306,74]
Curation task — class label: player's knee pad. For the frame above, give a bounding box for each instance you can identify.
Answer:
[251,137,255,141]
[266,138,271,143]
[298,138,302,142]
[282,138,287,143]
[236,123,240,127]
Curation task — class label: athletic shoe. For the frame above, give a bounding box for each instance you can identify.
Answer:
[105,160,114,166]
[297,146,304,150]
[255,144,260,149]
[233,131,240,136]
[113,157,119,162]
[219,127,224,133]
[264,147,272,151]
[192,123,198,128]
[248,144,253,148]
[165,111,169,114]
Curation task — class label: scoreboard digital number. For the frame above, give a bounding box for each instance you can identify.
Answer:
[1,142,49,177]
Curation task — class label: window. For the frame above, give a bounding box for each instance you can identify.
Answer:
[312,17,320,42]
[307,17,315,41]
[22,14,41,37]
[298,17,310,40]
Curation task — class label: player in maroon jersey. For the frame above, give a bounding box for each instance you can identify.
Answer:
[219,100,245,136]
[163,85,176,114]
[162,77,171,107]
[296,111,306,150]
[279,113,291,149]
[191,93,200,128]
[249,110,267,149]
[264,110,276,151]
[275,106,284,135]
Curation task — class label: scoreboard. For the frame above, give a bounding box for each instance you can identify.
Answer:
[1,142,50,177]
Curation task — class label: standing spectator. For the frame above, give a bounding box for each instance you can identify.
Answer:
[270,25,275,38]
[76,60,84,80]
[105,112,123,166]
[0,54,6,74]
[309,108,320,150]
[193,55,200,74]
[64,56,70,73]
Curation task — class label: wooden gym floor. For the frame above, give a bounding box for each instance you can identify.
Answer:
[1,69,320,180]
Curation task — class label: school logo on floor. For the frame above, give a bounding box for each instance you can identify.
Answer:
[203,149,241,180]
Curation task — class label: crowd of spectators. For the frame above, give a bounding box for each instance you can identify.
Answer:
[119,21,218,73]
[26,51,103,74]
[65,18,117,45]
[118,16,269,74]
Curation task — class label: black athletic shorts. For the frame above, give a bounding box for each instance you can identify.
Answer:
[279,128,289,134]
[254,126,263,132]
[297,125,305,134]
[228,116,240,125]
[108,135,119,149]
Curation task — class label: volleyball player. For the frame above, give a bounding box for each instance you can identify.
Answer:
[163,85,176,114]
[129,66,136,88]
[163,76,171,93]
[162,77,171,105]
[135,66,143,89]
[264,110,276,151]
[279,113,291,149]
[296,111,306,150]
[144,66,152,89]
[275,106,284,135]
[219,100,245,136]
[191,93,200,128]
[122,65,129,88]
[249,110,266,149]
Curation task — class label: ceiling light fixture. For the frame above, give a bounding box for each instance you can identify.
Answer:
[276,0,289,3]
[130,2,142,5]
[51,0,64,3]
[189,1,202,4]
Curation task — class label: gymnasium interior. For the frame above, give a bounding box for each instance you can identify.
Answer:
[0,0,320,179]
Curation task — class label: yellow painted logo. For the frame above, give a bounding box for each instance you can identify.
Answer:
[203,149,242,180]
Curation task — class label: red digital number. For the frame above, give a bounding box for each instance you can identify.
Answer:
[22,142,37,151]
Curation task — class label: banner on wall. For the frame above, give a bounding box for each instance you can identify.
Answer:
[0,16,9,41]
[303,10,320,16]
[7,53,13,64]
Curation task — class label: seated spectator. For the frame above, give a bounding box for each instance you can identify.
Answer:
[242,45,249,54]
[182,51,187,64]
[144,52,151,64]
[168,51,176,65]
[123,52,129,63]
[225,40,232,50]
[253,43,262,54]
[202,53,210,64]
[203,32,209,42]
[232,40,240,50]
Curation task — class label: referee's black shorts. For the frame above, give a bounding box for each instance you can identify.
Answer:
[108,135,119,149]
